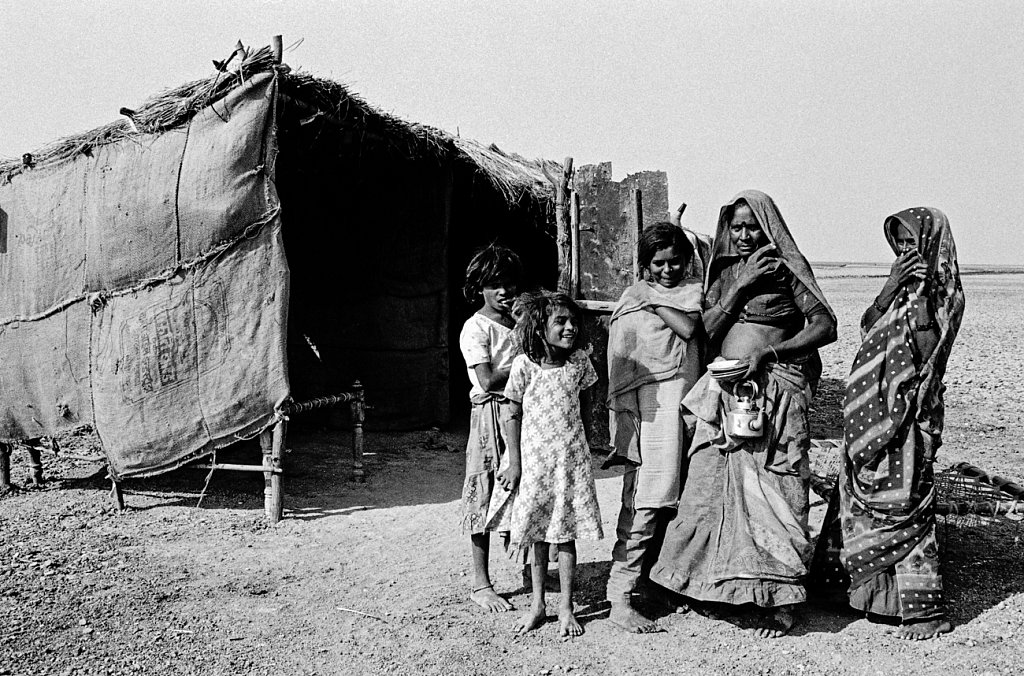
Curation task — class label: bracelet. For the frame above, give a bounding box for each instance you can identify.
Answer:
[872,296,889,313]
[768,345,780,361]
[915,320,936,332]
[716,300,736,316]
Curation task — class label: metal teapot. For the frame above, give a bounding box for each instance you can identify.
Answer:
[726,381,765,438]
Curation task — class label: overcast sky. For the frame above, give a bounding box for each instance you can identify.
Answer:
[1,0,1020,264]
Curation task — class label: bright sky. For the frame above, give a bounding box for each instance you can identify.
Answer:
[1,0,1020,264]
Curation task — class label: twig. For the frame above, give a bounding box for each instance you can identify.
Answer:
[335,606,388,623]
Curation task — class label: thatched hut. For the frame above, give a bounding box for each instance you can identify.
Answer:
[0,43,559,481]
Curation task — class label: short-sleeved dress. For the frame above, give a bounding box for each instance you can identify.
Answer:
[458,313,519,534]
[499,350,604,548]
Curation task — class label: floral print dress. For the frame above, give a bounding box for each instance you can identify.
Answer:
[500,350,604,548]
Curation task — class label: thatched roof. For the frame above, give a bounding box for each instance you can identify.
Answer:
[0,44,559,204]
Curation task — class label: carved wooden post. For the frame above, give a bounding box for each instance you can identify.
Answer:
[351,381,366,482]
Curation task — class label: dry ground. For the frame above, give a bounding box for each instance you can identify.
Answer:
[2,274,1023,676]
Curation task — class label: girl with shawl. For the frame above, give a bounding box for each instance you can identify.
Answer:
[648,190,837,638]
[814,207,964,639]
[605,222,706,633]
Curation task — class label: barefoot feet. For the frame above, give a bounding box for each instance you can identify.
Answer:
[609,601,662,634]
[470,585,513,613]
[752,606,796,638]
[895,618,952,640]
[558,604,583,637]
[516,601,548,633]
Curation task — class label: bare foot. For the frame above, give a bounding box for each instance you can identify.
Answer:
[752,607,796,638]
[895,618,952,640]
[558,605,583,637]
[516,601,547,633]
[470,585,513,613]
[609,601,662,634]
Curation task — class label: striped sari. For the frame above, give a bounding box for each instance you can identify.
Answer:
[833,207,964,620]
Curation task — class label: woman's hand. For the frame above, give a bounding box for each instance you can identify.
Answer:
[888,250,927,289]
[734,244,782,291]
[741,345,772,380]
[496,464,521,492]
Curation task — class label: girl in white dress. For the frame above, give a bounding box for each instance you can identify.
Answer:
[495,291,603,636]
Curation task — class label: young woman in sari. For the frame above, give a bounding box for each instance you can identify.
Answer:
[605,223,705,633]
[648,190,837,638]
[818,207,964,640]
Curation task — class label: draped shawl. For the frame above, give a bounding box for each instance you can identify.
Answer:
[606,278,703,465]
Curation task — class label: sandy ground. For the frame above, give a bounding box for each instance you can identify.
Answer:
[2,274,1024,676]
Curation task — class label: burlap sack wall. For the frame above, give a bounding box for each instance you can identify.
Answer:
[0,73,289,478]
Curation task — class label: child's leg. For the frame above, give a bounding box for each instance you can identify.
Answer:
[556,541,583,637]
[470,532,513,612]
[516,542,549,633]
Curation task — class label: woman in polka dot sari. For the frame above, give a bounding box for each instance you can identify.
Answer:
[824,207,964,640]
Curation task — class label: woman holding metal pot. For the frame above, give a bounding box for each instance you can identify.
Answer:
[648,190,837,637]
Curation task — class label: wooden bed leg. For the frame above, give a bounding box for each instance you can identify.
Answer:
[351,381,366,483]
[26,443,43,485]
[0,442,11,492]
[262,422,285,523]
[110,475,125,512]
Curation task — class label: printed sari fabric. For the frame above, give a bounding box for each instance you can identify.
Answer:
[648,190,836,607]
[837,207,965,620]
[648,362,816,606]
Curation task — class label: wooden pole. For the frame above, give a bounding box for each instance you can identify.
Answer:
[630,188,644,281]
[569,191,581,299]
[262,422,286,523]
[0,443,11,492]
[110,474,125,512]
[272,35,283,64]
[551,157,574,294]
[25,444,42,485]
[351,381,366,483]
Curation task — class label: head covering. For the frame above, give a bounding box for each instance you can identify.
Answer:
[879,206,965,402]
[706,190,834,321]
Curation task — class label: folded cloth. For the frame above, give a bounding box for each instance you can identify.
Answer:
[606,280,703,466]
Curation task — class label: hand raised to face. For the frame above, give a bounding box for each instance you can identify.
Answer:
[889,249,926,288]
[735,243,782,290]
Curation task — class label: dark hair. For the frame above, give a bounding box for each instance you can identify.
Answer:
[514,290,588,363]
[462,244,523,303]
[637,222,693,273]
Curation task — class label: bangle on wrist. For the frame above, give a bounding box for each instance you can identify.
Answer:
[872,296,889,313]
[717,300,736,316]
[768,345,780,362]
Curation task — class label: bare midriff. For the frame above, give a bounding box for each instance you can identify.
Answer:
[720,322,798,360]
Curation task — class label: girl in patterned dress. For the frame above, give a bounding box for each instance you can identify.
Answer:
[496,291,604,636]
